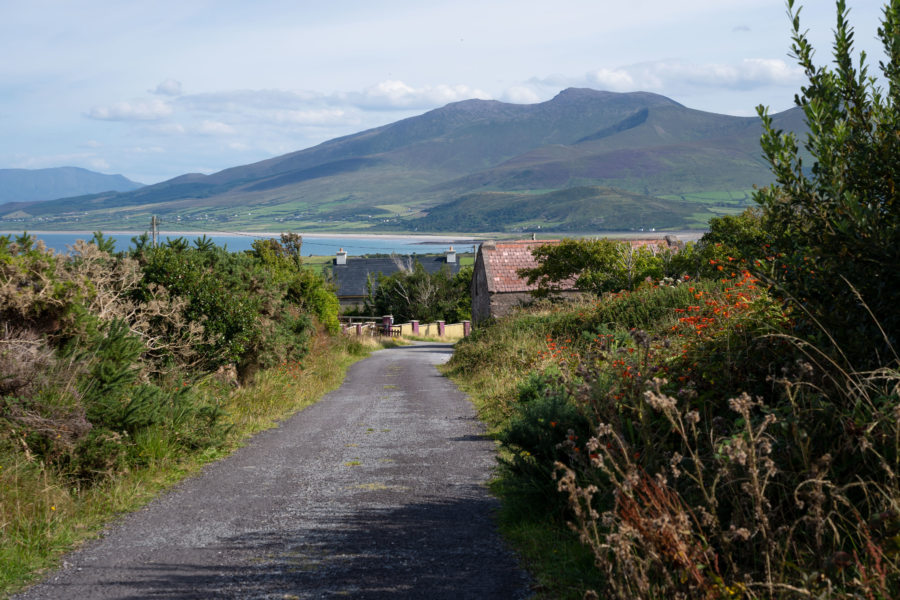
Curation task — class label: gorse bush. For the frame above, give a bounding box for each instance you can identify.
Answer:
[1,231,337,486]
[136,244,263,371]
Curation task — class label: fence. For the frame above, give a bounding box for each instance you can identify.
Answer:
[338,315,472,340]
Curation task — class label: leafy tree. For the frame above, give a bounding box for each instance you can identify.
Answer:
[520,238,664,296]
[249,234,339,334]
[755,0,900,365]
[365,261,471,323]
[671,209,768,280]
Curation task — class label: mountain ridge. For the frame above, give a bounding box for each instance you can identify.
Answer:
[0,89,805,232]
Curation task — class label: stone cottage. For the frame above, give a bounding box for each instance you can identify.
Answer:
[470,236,682,323]
[470,240,580,323]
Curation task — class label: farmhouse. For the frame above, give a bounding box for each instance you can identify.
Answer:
[470,240,576,323]
[331,247,463,308]
[470,236,683,323]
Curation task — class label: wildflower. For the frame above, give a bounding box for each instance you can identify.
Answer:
[726,525,751,542]
[670,452,683,478]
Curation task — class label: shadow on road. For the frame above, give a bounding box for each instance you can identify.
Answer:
[71,493,527,600]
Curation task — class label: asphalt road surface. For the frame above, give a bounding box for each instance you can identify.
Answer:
[15,343,530,599]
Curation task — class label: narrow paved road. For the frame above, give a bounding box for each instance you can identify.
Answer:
[16,343,530,599]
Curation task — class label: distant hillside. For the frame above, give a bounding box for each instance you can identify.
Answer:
[0,89,805,232]
[404,186,705,232]
[0,167,143,204]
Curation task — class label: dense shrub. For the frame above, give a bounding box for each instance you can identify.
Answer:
[364,260,471,323]
[755,0,900,367]
[454,4,900,597]
[1,230,338,486]
[519,238,671,297]
[670,209,768,281]
[497,367,594,514]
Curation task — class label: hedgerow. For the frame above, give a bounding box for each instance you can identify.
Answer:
[449,5,900,596]
[1,232,336,485]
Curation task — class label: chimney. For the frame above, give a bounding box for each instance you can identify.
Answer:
[336,247,347,265]
[446,245,456,263]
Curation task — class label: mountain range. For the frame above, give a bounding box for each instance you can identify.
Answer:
[0,167,143,205]
[0,89,805,233]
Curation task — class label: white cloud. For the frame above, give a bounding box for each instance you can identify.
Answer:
[271,108,348,125]
[530,58,803,95]
[500,85,542,104]
[586,68,638,92]
[152,78,183,96]
[196,120,235,135]
[146,123,186,135]
[348,80,492,110]
[87,99,173,121]
[88,157,110,170]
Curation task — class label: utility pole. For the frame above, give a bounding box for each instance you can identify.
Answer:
[150,215,159,248]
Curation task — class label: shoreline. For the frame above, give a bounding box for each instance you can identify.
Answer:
[1,229,704,242]
[0,230,485,244]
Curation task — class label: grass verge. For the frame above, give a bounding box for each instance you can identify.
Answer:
[0,334,381,598]
[441,304,607,598]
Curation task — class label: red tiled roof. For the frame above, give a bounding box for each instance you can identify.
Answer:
[481,240,577,293]
[479,236,681,294]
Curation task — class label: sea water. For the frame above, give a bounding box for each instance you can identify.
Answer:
[3,231,481,257]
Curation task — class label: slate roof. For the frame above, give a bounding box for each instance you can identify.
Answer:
[332,255,462,298]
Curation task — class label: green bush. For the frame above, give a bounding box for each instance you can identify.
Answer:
[136,245,261,370]
[497,367,594,514]
[364,261,471,323]
[520,238,665,296]
[1,231,336,488]
[755,0,900,367]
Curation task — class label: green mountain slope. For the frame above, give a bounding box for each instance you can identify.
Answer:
[0,89,804,232]
[405,186,707,232]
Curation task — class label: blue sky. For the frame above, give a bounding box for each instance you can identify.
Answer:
[0,0,887,184]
